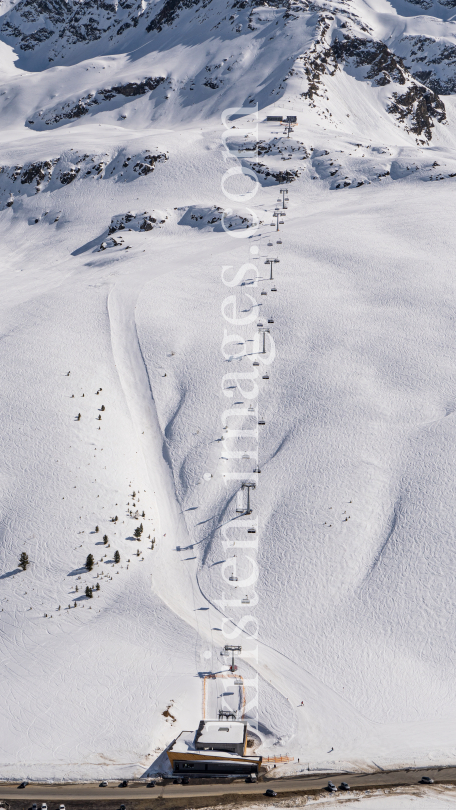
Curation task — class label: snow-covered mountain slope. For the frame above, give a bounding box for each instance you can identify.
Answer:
[1,0,456,782]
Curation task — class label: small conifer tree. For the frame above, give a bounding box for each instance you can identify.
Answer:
[85,586,93,598]
[77,413,81,421]
[101,405,105,411]
[114,550,120,564]
[96,582,100,591]
[19,551,29,570]
[133,526,141,539]
[95,525,99,532]
[103,534,108,544]
[85,553,94,571]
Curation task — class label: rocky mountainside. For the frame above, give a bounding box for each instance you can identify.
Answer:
[1,0,456,140]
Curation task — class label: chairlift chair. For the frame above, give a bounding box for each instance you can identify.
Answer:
[263,374,270,380]
[241,598,250,605]
[271,287,277,292]
[247,528,256,533]
[253,360,260,366]
[229,575,239,581]
[258,419,266,425]
[268,318,274,323]
[261,291,267,295]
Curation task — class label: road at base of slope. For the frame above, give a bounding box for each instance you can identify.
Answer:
[1,766,456,803]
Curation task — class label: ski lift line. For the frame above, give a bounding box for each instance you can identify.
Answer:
[202,671,208,719]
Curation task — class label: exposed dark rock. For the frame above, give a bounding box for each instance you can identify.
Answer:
[20,25,54,49]
[133,154,168,175]
[0,150,168,210]
[28,77,166,127]
[332,36,407,85]
[401,36,456,95]
[107,77,165,96]
[249,162,300,183]
[146,0,211,33]
[388,84,446,140]
[59,168,80,184]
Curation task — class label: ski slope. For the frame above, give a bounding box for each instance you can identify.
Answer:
[1,0,456,780]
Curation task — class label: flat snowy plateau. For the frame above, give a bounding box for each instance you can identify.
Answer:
[1,0,456,782]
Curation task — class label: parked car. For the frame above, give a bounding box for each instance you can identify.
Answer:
[120,804,126,810]
[327,782,337,792]
[340,782,350,791]
[173,778,181,784]
[31,803,37,809]
[59,804,66,809]
[100,781,108,787]
[147,781,156,788]
[265,789,277,797]
[41,803,48,809]
[119,780,128,788]
[420,776,434,784]
[18,782,28,789]
[182,777,190,785]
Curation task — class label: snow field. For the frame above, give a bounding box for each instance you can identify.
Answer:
[1,0,456,770]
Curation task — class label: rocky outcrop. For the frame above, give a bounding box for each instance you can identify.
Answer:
[331,34,446,140]
[27,77,166,128]
[0,0,147,61]
[388,85,446,141]
[332,37,408,86]
[248,162,301,184]
[0,150,168,210]
[400,36,456,95]
[178,206,262,231]
[146,0,211,33]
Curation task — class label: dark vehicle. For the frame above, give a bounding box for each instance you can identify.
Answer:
[173,778,181,784]
[120,804,126,810]
[182,777,190,785]
[340,782,350,791]
[119,780,128,788]
[100,782,108,787]
[420,776,434,784]
[18,782,28,788]
[147,781,156,788]
[265,789,277,797]
[327,782,337,792]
